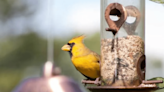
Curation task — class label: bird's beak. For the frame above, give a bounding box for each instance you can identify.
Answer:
[61,44,71,51]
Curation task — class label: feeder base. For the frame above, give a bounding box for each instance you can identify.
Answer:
[87,86,158,92]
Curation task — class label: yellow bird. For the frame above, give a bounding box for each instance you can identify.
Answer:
[61,35,100,80]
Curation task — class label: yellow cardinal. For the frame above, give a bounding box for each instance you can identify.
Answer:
[61,35,100,80]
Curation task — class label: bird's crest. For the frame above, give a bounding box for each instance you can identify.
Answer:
[69,35,86,43]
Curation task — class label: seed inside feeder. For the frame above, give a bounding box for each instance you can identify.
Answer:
[101,35,144,86]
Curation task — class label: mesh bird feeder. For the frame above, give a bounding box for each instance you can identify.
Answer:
[82,0,164,92]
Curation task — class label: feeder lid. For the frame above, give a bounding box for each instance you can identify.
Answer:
[12,61,83,92]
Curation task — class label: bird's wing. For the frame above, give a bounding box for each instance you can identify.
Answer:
[92,52,101,63]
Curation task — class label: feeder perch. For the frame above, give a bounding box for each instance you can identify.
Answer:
[13,61,83,92]
[82,1,164,92]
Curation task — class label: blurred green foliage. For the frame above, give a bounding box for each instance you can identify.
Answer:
[0,32,100,92]
[148,77,164,89]
[150,0,164,4]
[0,0,101,91]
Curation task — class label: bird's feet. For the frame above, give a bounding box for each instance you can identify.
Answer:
[81,78,101,86]
[94,77,101,86]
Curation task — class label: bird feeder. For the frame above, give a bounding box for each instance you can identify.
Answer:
[100,1,145,86]
[81,0,164,92]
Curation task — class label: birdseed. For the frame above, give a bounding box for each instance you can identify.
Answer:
[101,35,144,86]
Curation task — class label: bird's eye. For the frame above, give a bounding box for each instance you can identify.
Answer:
[71,43,75,46]
[67,43,75,47]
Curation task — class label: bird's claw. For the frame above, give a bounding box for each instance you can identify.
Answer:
[81,78,101,86]
[94,77,101,86]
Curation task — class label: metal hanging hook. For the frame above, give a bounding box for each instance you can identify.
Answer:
[123,6,141,35]
[105,3,127,35]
